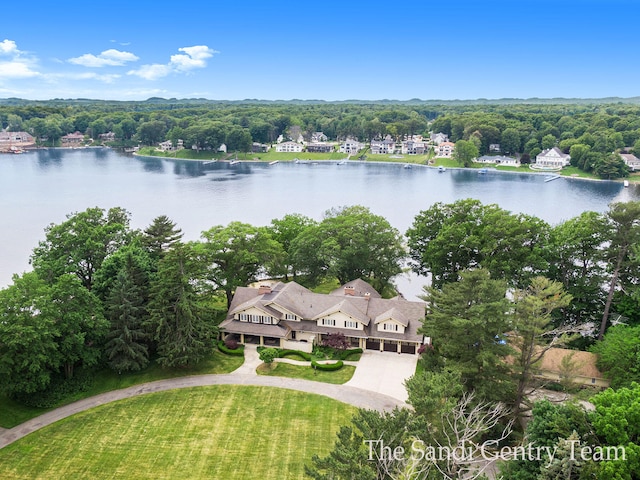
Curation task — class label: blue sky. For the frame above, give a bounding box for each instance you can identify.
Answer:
[1,0,639,101]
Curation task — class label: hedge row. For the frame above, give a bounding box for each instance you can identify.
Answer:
[311,360,344,371]
[336,348,363,361]
[278,349,312,361]
[218,341,245,356]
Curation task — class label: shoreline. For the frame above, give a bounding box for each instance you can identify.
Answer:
[131,151,638,185]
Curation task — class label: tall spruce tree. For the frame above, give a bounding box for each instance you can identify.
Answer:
[147,243,214,367]
[104,253,151,373]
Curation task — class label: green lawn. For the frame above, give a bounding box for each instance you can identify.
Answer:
[257,362,356,384]
[0,385,355,480]
[0,350,243,429]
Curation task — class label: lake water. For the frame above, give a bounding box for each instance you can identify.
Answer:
[1,148,638,298]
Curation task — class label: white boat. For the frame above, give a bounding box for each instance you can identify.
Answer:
[269,160,279,165]
[478,168,488,174]
[624,180,630,187]
[337,160,347,165]
[403,163,412,169]
[438,166,446,172]
[229,160,240,165]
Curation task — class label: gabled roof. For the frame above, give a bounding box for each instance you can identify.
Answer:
[374,307,410,327]
[312,299,370,325]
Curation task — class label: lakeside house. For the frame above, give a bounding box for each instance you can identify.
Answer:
[306,142,334,153]
[252,142,270,153]
[61,131,85,146]
[620,153,640,171]
[339,139,364,155]
[311,132,328,143]
[275,141,303,153]
[98,131,116,142]
[436,141,455,157]
[534,147,571,170]
[221,279,428,354]
[0,131,35,151]
[476,155,520,166]
[401,139,426,155]
[158,139,183,152]
[370,136,396,154]
[430,132,449,145]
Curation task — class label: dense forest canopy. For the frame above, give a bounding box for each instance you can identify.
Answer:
[2,98,639,178]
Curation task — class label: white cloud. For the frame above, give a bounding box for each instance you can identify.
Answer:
[0,61,40,78]
[0,39,40,78]
[128,45,216,80]
[0,39,19,56]
[68,49,139,67]
[45,72,121,83]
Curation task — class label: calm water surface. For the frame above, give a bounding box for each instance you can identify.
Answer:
[1,148,638,297]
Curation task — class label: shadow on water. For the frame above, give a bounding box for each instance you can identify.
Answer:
[135,157,165,173]
[36,149,63,168]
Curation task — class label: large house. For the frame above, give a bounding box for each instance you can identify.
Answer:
[0,131,35,152]
[401,139,426,155]
[339,139,364,155]
[534,147,571,170]
[275,141,303,153]
[221,279,428,354]
[306,142,334,153]
[370,136,396,154]
[61,131,85,146]
[436,141,455,157]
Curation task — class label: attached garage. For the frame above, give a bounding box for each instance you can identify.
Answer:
[400,342,416,354]
[366,339,380,350]
[383,341,397,352]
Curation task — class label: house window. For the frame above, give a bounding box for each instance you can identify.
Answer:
[285,313,297,321]
[263,316,271,324]
[239,313,248,322]
[321,318,336,326]
[345,321,358,329]
[251,315,260,323]
[383,323,399,331]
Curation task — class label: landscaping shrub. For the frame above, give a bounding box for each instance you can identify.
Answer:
[218,340,245,356]
[336,348,363,361]
[278,349,312,361]
[311,360,344,371]
[224,338,239,350]
[11,370,95,408]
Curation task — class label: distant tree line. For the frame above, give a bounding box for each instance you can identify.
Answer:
[2,100,640,176]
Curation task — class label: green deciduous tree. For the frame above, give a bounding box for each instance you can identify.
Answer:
[198,222,284,307]
[46,274,108,379]
[0,273,59,394]
[268,213,317,280]
[591,325,640,389]
[453,139,478,167]
[31,206,132,290]
[407,199,549,289]
[290,206,405,292]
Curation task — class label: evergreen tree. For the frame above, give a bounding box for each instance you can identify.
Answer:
[142,215,183,259]
[147,244,214,367]
[104,256,150,373]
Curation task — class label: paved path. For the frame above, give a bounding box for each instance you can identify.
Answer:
[0,345,407,450]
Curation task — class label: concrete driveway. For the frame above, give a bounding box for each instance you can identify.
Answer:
[345,351,418,402]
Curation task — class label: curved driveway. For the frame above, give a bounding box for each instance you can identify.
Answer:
[0,346,409,450]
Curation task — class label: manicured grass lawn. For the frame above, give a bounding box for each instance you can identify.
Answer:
[256,362,356,384]
[0,385,355,480]
[0,350,243,429]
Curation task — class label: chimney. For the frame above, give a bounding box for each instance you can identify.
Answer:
[364,292,371,301]
[344,285,355,296]
[258,284,272,295]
